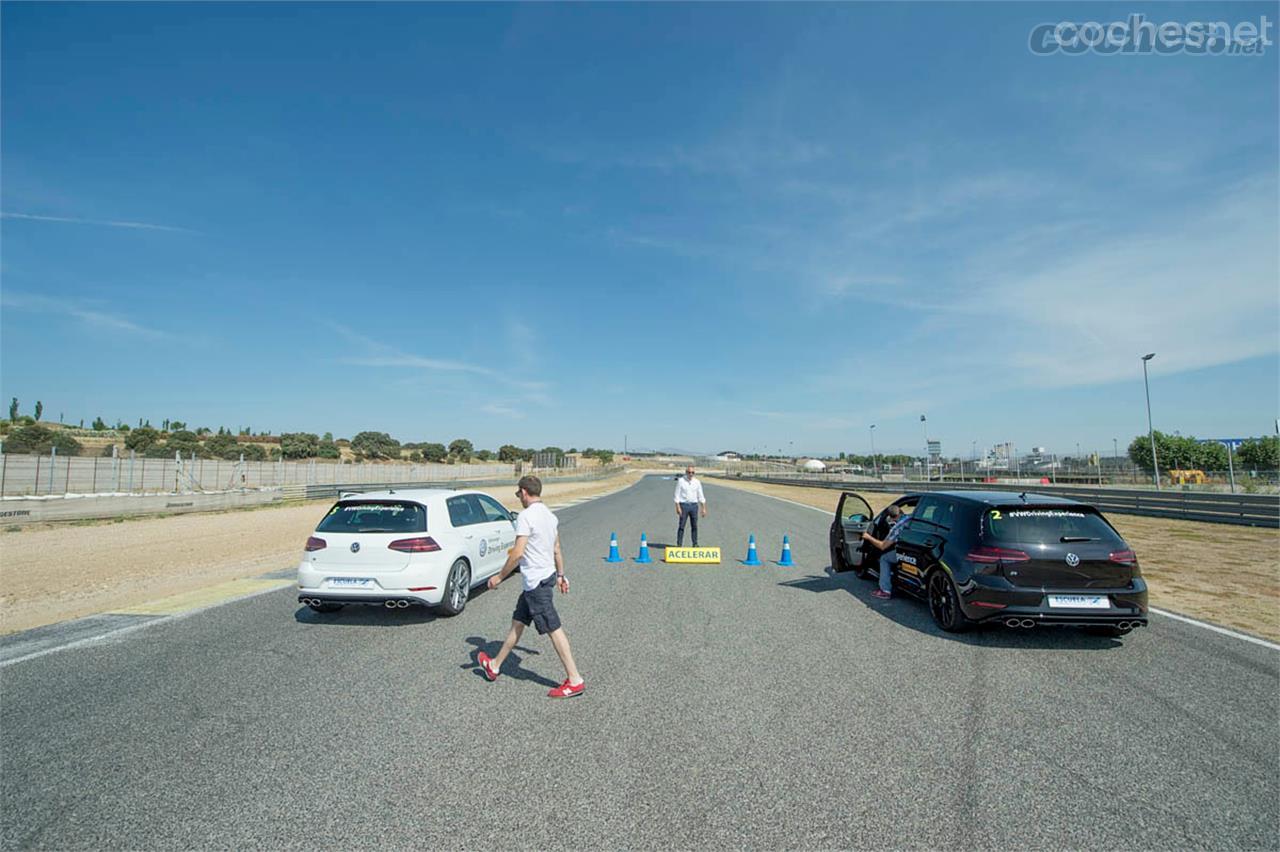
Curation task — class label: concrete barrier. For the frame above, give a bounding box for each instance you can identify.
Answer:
[0,490,284,525]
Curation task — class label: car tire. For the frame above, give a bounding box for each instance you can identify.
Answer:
[308,602,344,614]
[437,558,471,616]
[927,570,970,633]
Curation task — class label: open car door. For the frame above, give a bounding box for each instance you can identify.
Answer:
[830,492,875,572]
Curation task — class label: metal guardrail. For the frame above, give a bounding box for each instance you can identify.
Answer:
[286,466,626,503]
[713,473,1280,528]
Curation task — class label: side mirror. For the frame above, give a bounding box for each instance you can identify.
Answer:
[509,511,518,522]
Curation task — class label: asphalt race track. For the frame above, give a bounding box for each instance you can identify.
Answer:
[2,475,1277,849]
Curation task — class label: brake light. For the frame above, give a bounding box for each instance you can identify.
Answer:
[305,536,327,552]
[967,546,1030,564]
[1109,549,1137,565]
[389,537,441,553]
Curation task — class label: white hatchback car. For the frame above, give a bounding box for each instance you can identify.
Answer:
[296,489,518,616]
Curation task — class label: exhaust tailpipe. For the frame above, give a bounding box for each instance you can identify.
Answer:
[1005,618,1021,628]
[397,600,411,608]
[1020,619,1035,628]
[384,600,398,609]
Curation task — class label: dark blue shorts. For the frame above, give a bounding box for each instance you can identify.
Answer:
[513,575,561,635]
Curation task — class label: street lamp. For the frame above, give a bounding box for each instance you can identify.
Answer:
[869,424,878,481]
[920,414,929,481]
[1141,353,1160,489]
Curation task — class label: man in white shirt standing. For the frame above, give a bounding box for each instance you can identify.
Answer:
[478,475,585,698]
[674,465,708,547]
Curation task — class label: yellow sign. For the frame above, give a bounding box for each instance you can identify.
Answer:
[663,547,722,564]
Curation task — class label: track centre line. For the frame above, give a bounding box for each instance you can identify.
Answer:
[0,477,643,670]
[713,480,1280,653]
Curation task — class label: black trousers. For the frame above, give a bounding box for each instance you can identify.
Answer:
[677,502,700,546]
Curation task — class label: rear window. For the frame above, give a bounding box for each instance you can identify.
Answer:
[982,506,1122,546]
[316,501,427,534]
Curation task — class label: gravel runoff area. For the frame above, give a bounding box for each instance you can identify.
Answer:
[0,470,645,635]
[707,476,1280,643]
[2,475,1275,850]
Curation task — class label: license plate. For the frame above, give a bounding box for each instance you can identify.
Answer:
[1047,594,1110,609]
[330,577,373,588]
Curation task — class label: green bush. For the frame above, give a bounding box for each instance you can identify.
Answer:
[1,425,82,455]
[125,426,161,452]
[350,431,400,460]
[316,440,341,459]
[281,432,320,459]
[240,443,267,461]
[203,433,242,460]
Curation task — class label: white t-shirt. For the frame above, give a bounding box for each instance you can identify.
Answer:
[514,501,559,590]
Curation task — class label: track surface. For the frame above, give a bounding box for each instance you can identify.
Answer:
[2,476,1277,849]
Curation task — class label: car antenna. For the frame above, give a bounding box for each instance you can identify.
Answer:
[1019,491,1027,502]
[389,489,396,494]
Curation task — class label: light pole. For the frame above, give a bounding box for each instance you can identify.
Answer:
[1141,353,1160,489]
[920,414,929,481]
[869,424,878,481]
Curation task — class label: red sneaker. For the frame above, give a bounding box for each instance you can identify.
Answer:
[548,679,585,699]
[871,590,892,600]
[477,651,499,681]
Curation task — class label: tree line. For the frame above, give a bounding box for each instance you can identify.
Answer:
[1127,432,1277,472]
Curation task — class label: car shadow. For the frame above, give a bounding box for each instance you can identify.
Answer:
[778,566,1128,650]
[462,636,559,687]
[294,604,441,626]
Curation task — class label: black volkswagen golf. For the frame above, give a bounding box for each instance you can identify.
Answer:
[829,490,1148,636]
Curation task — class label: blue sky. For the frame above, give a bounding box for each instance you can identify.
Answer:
[2,2,1276,457]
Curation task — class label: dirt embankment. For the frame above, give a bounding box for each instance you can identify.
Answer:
[0,471,644,635]
[709,477,1280,643]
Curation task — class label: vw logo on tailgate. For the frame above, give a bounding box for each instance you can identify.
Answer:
[350,542,361,553]
[1065,552,1080,567]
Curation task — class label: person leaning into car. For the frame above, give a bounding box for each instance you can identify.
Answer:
[861,504,909,600]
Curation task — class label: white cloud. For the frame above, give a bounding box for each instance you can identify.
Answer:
[1,211,196,233]
[1,292,173,340]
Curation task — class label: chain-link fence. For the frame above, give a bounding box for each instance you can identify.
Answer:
[0,452,520,498]
[707,458,1279,494]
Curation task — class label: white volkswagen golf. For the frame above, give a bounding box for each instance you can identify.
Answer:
[296,488,518,616]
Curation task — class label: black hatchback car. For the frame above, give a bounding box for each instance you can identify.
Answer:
[829,490,1148,636]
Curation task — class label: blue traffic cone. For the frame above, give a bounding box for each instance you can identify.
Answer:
[777,535,795,567]
[605,532,624,563]
[742,534,762,566]
[634,533,653,564]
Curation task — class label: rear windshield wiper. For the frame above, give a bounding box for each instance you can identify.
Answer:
[1060,536,1098,542]
[357,528,396,533]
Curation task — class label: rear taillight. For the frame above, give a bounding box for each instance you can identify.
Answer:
[388,536,441,553]
[305,536,327,552]
[1109,549,1137,565]
[967,546,1030,564]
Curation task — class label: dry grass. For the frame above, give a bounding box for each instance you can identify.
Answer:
[0,471,644,635]
[710,477,1280,642]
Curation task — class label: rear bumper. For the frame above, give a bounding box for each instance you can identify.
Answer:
[958,575,1148,626]
[298,592,440,607]
[297,560,447,606]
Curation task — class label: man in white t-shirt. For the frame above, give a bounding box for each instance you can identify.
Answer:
[674,465,707,546]
[477,475,584,698]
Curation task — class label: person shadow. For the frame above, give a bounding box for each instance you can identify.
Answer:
[462,635,561,687]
